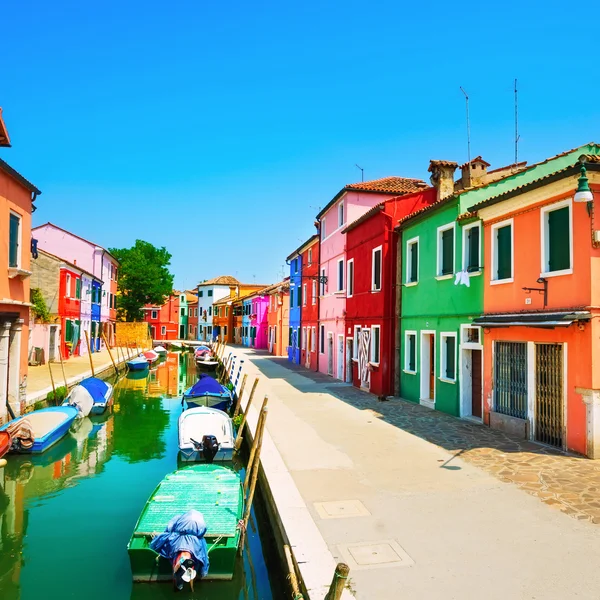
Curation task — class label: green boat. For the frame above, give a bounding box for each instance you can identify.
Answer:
[127,464,244,582]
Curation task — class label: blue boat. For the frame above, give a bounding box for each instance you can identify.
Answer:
[63,377,114,416]
[183,374,232,412]
[128,356,149,371]
[0,406,79,454]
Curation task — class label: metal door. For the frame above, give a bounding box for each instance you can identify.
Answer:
[535,343,563,448]
[494,341,528,419]
[358,329,371,389]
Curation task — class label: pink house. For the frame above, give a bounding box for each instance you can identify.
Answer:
[250,294,269,350]
[317,177,428,380]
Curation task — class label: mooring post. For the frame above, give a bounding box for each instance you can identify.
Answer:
[244,397,268,495]
[57,345,68,389]
[84,330,96,377]
[102,332,118,375]
[233,377,259,452]
[324,563,350,600]
[232,374,247,418]
[47,359,57,399]
[283,545,304,600]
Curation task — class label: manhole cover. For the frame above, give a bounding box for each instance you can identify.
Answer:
[314,499,370,519]
[337,540,414,570]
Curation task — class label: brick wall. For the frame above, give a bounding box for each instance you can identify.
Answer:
[30,252,60,315]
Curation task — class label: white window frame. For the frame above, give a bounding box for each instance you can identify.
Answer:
[161,325,166,335]
[461,325,482,348]
[353,325,362,362]
[370,325,381,365]
[302,327,307,349]
[440,332,457,383]
[308,248,313,265]
[338,200,345,228]
[461,222,482,275]
[65,273,72,298]
[311,326,316,352]
[490,218,514,285]
[540,198,573,278]
[371,245,382,292]
[404,330,417,374]
[321,219,326,241]
[320,324,325,353]
[8,210,22,269]
[311,280,317,304]
[337,258,344,292]
[302,283,307,306]
[347,259,354,297]
[188,324,193,334]
[436,222,455,279]
[151,310,158,319]
[405,236,419,285]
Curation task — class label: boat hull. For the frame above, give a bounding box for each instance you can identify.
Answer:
[184,396,231,412]
[128,360,149,371]
[195,360,218,371]
[0,432,10,459]
[178,447,233,463]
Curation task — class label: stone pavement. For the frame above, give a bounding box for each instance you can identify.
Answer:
[228,346,600,600]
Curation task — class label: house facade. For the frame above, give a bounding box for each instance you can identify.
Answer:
[241,295,253,347]
[287,250,302,363]
[344,188,437,397]
[266,280,290,356]
[298,236,319,370]
[144,294,180,341]
[213,297,232,343]
[317,177,427,379]
[197,276,241,342]
[250,292,269,349]
[187,296,198,340]
[58,266,83,358]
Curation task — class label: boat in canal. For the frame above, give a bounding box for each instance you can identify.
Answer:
[182,374,232,412]
[143,349,159,364]
[153,345,167,355]
[127,464,244,582]
[0,406,79,453]
[0,431,10,459]
[127,356,150,371]
[178,407,234,462]
[63,377,114,416]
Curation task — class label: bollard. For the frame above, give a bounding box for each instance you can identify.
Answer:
[324,563,350,600]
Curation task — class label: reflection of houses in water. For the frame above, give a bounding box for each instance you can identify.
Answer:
[147,353,179,398]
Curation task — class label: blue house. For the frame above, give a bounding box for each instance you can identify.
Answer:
[242,295,253,347]
[286,248,302,363]
[91,280,102,352]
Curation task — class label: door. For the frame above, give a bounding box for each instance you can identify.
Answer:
[49,326,57,361]
[471,349,482,418]
[346,338,353,383]
[429,336,435,399]
[337,335,344,380]
[327,333,334,375]
[420,332,435,402]
[291,328,298,362]
[179,325,185,339]
[305,329,312,368]
[151,326,156,340]
[358,329,371,389]
[535,343,564,448]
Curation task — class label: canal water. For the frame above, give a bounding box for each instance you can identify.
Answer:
[0,352,286,600]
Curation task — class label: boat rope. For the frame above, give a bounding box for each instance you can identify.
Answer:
[236,519,246,534]
[206,535,224,554]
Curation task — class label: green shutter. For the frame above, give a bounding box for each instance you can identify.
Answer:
[9,213,19,268]
[76,279,81,299]
[468,226,480,271]
[441,229,454,275]
[496,225,512,280]
[297,286,302,306]
[548,207,570,272]
[408,335,416,371]
[410,242,418,282]
[445,336,456,379]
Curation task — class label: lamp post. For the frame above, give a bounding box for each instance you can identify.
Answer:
[574,162,594,214]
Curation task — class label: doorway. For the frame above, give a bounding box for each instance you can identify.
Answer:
[346,338,353,383]
[535,343,564,448]
[179,325,185,339]
[461,348,483,419]
[327,333,334,376]
[49,326,57,362]
[358,329,371,390]
[305,329,312,368]
[420,331,436,405]
[337,335,344,380]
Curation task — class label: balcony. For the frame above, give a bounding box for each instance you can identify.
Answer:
[8,267,32,280]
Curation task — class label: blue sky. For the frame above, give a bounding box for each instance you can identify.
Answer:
[2,0,599,289]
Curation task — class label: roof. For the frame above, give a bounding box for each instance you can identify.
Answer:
[473,310,591,328]
[185,292,197,303]
[396,195,456,229]
[316,176,428,219]
[428,160,458,170]
[0,158,41,195]
[0,108,10,147]
[197,275,240,287]
[36,248,101,281]
[459,155,491,169]
[341,202,386,234]
[258,279,290,295]
[286,234,319,261]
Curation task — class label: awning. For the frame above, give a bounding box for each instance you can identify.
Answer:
[472,311,592,329]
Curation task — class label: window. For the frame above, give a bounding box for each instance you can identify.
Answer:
[337,259,344,292]
[224,326,228,336]
[75,278,81,299]
[311,280,316,304]
[347,259,354,297]
[491,219,513,283]
[9,212,20,268]
[370,325,380,364]
[320,324,325,353]
[225,307,229,316]
[462,326,481,345]
[308,248,312,265]
[311,327,316,352]
[405,331,417,373]
[208,306,212,316]
[290,287,294,308]
[65,273,71,297]
[151,310,158,320]
[297,285,302,306]
[208,326,212,335]
[462,223,481,272]
[338,201,344,227]
[302,284,307,306]
[372,246,382,291]
[294,258,299,273]
[541,200,572,275]
[199,290,203,297]
[440,333,456,382]
[180,307,185,316]
[353,326,361,355]
[208,290,213,297]
[188,325,193,334]
[437,224,455,277]
[320,269,326,295]
[302,327,307,350]
[161,325,166,335]
[289,327,292,346]
[406,238,419,284]
[181,295,184,302]
[321,219,326,240]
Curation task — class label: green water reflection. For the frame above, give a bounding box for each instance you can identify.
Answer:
[0,352,282,600]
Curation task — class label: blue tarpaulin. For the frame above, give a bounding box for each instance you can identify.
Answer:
[149,509,209,578]
[79,377,109,403]
[184,374,227,398]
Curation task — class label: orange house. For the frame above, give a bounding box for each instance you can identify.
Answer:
[0,108,42,420]
[265,280,290,356]
[213,284,267,345]
[213,296,233,343]
[471,155,600,458]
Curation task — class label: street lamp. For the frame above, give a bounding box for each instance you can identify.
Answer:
[574,162,593,203]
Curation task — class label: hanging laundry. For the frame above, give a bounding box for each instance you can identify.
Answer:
[454,270,471,287]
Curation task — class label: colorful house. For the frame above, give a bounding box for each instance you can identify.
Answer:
[177,291,197,340]
[297,236,319,370]
[343,189,437,396]
[317,176,428,380]
[58,265,83,358]
[250,291,269,349]
[465,145,600,458]
[232,297,244,344]
[286,248,302,363]
[241,295,253,347]
[266,280,290,356]
[78,273,103,355]
[187,295,198,340]
[197,276,241,342]
[213,296,232,344]
[144,293,180,341]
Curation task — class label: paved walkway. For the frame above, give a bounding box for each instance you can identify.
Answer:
[230,346,600,600]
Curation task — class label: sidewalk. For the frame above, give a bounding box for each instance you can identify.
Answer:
[229,346,600,600]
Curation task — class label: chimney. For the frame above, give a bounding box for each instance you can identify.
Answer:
[229,285,237,298]
[460,156,490,189]
[428,160,458,201]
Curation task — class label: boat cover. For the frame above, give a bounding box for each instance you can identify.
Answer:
[149,509,209,578]
[185,375,226,398]
[68,385,94,418]
[4,418,34,450]
[80,377,109,402]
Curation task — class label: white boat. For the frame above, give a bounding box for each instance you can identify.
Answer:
[178,407,234,462]
[153,345,167,355]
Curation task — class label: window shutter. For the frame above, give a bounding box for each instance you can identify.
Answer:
[496,225,512,280]
[373,250,382,289]
[297,286,302,306]
[410,243,418,282]
[409,335,416,371]
[548,207,570,272]
[76,279,81,299]
[441,229,454,275]
[9,214,19,268]
[468,226,480,271]
[445,337,456,379]
[338,261,344,291]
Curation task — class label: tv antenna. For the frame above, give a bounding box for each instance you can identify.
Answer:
[355,164,364,182]
[514,78,520,165]
[460,86,471,167]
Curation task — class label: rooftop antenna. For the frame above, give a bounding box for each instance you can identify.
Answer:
[459,86,471,167]
[355,164,364,182]
[514,78,520,165]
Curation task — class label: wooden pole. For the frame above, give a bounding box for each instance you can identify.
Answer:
[324,563,350,600]
[57,345,68,389]
[283,545,303,600]
[47,360,56,399]
[102,332,118,375]
[243,403,267,519]
[231,373,247,418]
[84,330,95,377]
[234,378,259,452]
[244,397,268,495]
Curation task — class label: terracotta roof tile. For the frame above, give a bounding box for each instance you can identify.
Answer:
[197,275,240,287]
[459,155,491,169]
[344,176,428,194]
[0,108,10,147]
[428,160,458,171]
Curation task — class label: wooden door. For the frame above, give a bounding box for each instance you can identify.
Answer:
[429,336,435,400]
[471,349,482,418]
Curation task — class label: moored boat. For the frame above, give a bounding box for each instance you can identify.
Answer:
[153,345,167,355]
[63,377,114,416]
[182,375,232,412]
[0,406,79,453]
[0,431,10,459]
[178,407,234,462]
[127,464,243,582]
[127,356,150,371]
[143,349,159,364]
[169,341,183,350]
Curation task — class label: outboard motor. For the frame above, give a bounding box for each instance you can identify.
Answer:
[201,435,219,463]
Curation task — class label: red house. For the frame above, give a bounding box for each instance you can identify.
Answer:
[298,235,320,370]
[343,188,437,396]
[144,293,180,341]
[58,268,82,357]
